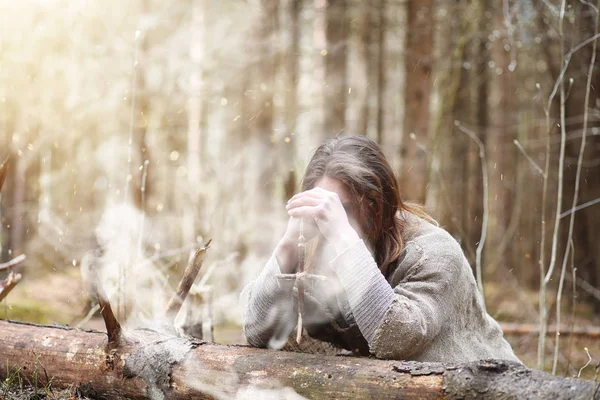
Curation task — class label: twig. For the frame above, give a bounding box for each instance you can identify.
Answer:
[0,271,22,302]
[552,0,599,375]
[195,252,238,290]
[164,239,211,322]
[566,241,577,374]
[0,156,9,193]
[560,197,600,219]
[539,0,567,370]
[136,159,150,264]
[545,32,600,116]
[578,348,593,378]
[545,0,568,296]
[566,274,600,302]
[296,220,306,344]
[75,304,101,329]
[454,121,488,298]
[500,323,600,338]
[581,0,600,14]
[513,139,545,177]
[89,267,122,346]
[0,254,26,271]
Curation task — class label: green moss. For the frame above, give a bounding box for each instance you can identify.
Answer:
[0,300,62,325]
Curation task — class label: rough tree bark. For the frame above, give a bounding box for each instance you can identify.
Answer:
[0,320,597,400]
[278,0,301,202]
[345,0,370,136]
[323,0,348,137]
[484,0,518,279]
[398,0,433,204]
[250,0,278,213]
[378,0,406,173]
[312,0,348,146]
[424,0,465,228]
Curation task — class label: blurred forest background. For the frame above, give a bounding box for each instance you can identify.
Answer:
[1,0,600,379]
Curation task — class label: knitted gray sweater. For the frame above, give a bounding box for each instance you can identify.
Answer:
[242,212,520,363]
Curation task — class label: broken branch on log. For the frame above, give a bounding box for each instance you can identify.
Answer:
[0,320,598,399]
[0,254,26,271]
[89,267,122,346]
[164,239,211,322]
[0,271,22,302]
[0,156,8,192]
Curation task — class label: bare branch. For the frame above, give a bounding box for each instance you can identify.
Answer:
[546,31,600,113]
[541,0,561,17]
[538,0,569,370]
[165,239,212,322]
[0,254,26,271]
[0,157,9,193]
[578,348,593,378]
[560,197,600,219]
[0,271,22,302]
[566,273,600,303]
[581,0,600,13]
[89,267,122,346]
[513,139,545,177]
[500,323,600,338]
[455,121,488,299]
[552,0,600,375]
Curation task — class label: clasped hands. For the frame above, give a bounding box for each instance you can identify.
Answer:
[276,187,361,274]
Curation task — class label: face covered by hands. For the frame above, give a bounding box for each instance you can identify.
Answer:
[285,177,361,256]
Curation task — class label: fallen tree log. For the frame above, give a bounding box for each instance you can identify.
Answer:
[0,320,598,399]
[500,322,600,338]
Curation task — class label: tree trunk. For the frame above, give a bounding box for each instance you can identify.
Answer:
[278,0,301,202]
[367,0,383,142]
[484,0,518,279]
[324,0,348,137]
[424,0,465,227]
[378,0,407,174]
[312,0,348,145]
[345,0,370,136]
[248,0,278,254]
[0,320,597,400]
[398,0,433,204]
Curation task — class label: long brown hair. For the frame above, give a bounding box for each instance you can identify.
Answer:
[302,135,430,275]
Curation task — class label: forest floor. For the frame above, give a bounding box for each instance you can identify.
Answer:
[2,265,599,394]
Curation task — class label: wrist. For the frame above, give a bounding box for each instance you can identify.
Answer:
[275,238,298,274]
[331,229,361,256]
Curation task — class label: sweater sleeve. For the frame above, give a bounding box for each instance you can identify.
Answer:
[331,240,454,360]
[329,240,395,343]
[241,255,297,349]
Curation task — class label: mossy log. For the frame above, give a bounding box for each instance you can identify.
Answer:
[0,320,598,400]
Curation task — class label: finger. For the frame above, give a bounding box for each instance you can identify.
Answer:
[288,188,329,203]
[310,187,342,204]
[286,196,322,211]
[287,205,325,219]
[311,187,340,198]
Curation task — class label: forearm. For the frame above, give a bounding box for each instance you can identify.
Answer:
[330,240,395,344]
[242,255,297,348]
[274,238,298,274]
